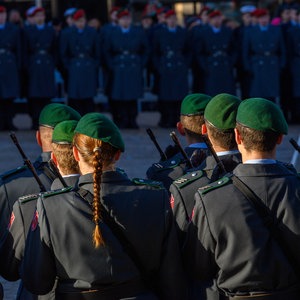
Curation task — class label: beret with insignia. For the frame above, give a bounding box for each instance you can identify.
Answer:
[39,103,81,128]
[205,93,241,130]
[52,120,78,144]
[236,98,288,134]
[75,113,125,152]
[181,94,212,116]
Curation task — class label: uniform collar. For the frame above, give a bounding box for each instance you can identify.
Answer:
[0,23,5,29]
[217,150,240,157]
[188,143,207,149]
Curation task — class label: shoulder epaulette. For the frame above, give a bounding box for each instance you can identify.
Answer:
[19,193,40,204]
[132,178,164,189]
[42,186,73,198]
[198,176,231,196]
[116,167,128,177]
[152,156,183,172]
[173,170,204,189]
[0,166,27,180]
[279,161,297,174]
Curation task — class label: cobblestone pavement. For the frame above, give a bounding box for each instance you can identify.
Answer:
[0,112,299,299]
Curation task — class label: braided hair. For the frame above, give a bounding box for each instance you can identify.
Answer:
[74,133,119,248]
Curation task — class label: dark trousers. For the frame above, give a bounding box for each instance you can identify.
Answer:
[28,97,51,130]
[158,100,181,128]
[68,98,95,117]
[0,98,16,131]
[110,99,138,129]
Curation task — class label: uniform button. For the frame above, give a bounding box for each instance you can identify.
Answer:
[139,179,144,183]
[171,160,176,164]
[192,173,197,176]
[218,180,223,184]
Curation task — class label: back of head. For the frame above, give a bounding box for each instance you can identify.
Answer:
[74,113,124,248]
[236,98,288,152]
[180,93,211,138]
[38,104,81,152]
[52,120,79,175]
[204,93,241,150]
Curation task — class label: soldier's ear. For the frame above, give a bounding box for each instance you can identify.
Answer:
[276,134,283,145]
[114,150,121,162]
[202,124,207,134]
[73,146,80,162]
[36,130,42,148]
[234,128,242,145]
[177,122,185,136]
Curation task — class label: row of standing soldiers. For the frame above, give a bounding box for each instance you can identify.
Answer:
[1,4,300,129]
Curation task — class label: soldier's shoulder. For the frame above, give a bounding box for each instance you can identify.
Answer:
[0,166,28,181]
[148,154,183,172]
[197,175,232,196]
[131,178,164,189]
[278,161,298,174]
[42,186,73,199]
[173,170,205,190]
[18,193,40,205]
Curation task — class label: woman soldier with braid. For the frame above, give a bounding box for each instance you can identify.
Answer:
[21,113,186,300]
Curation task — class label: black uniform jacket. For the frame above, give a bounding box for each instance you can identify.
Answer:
[21,171,186,299]
[184,162,300,297]
[0,152,56,241]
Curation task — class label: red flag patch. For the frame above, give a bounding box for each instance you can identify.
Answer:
[7,212,15,230]
[170,194,175,210]
[31,211,39,231]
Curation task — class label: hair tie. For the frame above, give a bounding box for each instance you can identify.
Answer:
[93,147,101,153]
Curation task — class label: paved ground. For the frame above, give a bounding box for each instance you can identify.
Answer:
[0,112,300,299]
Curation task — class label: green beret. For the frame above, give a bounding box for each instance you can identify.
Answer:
[204,93,241,130]
[39,103,81,128]
[74,113,125,152]
[236,98,288,134]
[52,120,78,144]
[180,94,212,116]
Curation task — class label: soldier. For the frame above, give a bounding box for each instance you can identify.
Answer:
[60,9,100,116]
[0,6,21,131]
[24,7,57,129]
[243,9,286,102]
[287,7,300,123]
[63,7,76,28]
[170,93,241,239]
[0,103,81,242]
[0,120,80,299]
[184,98,300,299]
[197,10,237,97]
[147,93,211,191]
[153,9,190,128]
[21,113,187,299]
[104,8,149,129]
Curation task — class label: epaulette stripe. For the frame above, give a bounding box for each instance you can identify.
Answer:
[42,186,73,198]
[0,166,28,180]
[198,176,231,195]
[173,171,204,189]
[19,193,40,204]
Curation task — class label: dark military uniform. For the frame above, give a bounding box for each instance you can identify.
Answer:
[153,26,190,127]
[21,172,186,299]
[0,175,79,299]
[147,145,209,191]
[287,25,300,121]
[103,25,149,128]
[60,26,100,115]
[0,152,56,242]
[197,25,237,96]
[24,24,57,129]
[243,25,285,100]
[0,23,21,130]
[184,162,300,298]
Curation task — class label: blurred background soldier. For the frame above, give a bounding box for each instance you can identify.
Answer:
[198,10,237,97]
[153,9,190,128]
[236,5,256,99]
[8,9,23,28]
[0,5,21,131]
[61,9,100,116]
[24,6,36,27]
[243,8,285,103]
[287,7,300,123]
[63,7,76,28]
[24,7,57,129]
[104,8,149,129]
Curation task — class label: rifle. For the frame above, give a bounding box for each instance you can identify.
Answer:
[290,138,300,153]
[201,134,227,174]
[146,128,167,161]
[170,131,193,169]
[48,159,68,188]
[10,132,47,192]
